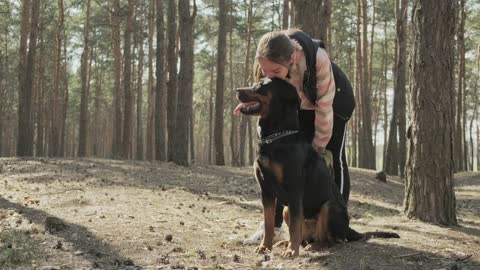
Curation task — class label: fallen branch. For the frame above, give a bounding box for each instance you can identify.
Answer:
[456,254,472,262]
[393,252,422,258]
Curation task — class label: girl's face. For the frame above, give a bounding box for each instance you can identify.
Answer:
[258,57,289,80]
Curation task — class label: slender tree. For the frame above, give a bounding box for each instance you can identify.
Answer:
[358,0,375,169]
[17,0,39,157]
[385,0,408,176]
[49,0,64,157]
[35,15,46,157]
[135,8,145,160]
[229,0,239,166]
[455,0,466,171]
[111,0,123,158]
[238,0,253,166]
[404,0,457,225]
[60,26,69,156]
[121,0,135,159]
[173,0,196,165]
[146,0,155,160]
[291,0,322,38]
[78,0,92,157]
[282,0,289,29]
[155,0,167,161]
[166,0,178,161]
[214,0,228,165]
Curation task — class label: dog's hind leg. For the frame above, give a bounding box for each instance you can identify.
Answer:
[305,206,331,252]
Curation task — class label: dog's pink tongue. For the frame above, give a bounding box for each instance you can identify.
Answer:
[233,101,258,116]
[233,103,244,116]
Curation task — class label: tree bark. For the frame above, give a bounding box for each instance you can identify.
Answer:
[172,0,196,165]
[136,11,145,160]
[166,0,178,161]
[291,0,322,38]
[47,0,64,157]
[238,0,253,166]
[228,0,239,166]
[358,0,375,169]
[120,0,135,159]
[209,60,214,164]
[60,27,69,157]
[111,0,123,158]
[17,0,39,157]
[282,0,289,29]
[404,0,457,226]
[385,0,408,176]
[146,0,155,160]
[155,0,167,161]
[214,0,228,165]
[455,0,466,172]
[78,0,92,157]
[35,19,46,157]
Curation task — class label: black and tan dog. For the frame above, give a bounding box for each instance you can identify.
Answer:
[234,77,399,257]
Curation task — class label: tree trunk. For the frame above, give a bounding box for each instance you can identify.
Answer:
[238,0,253,166]
[455,0,466,172]
[404,0,457,226]
[172,0,196,165]
[18,0,39,157]
[136,14,145,160]
[78,0,91,157]
[282,0,289,29]
[120,0,135,159]
[382,19,388,167]
[166,0,178,161]
[229,0,239,166]
[322,0,332,51]
[475,46,480,171]
[385,0,408,176]
[208,62,214,164]
[146,0,155,160]
[60,27,69,157]
[35,21,46,157]
[214,0,228,165]
[111,0,123,158]
[358,0,375,169]
[48,0,64,157]
[155,0,167,161]
[291,0,322,38]
[93,56,103,157]
[352,0,362,168]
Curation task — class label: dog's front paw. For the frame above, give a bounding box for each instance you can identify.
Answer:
[304,242,327,252]
[281,247,299,257]
[255,245,270,254]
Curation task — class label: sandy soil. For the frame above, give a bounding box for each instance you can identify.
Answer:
[0,157,479,270]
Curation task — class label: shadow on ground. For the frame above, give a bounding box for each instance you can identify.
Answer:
[0,196,140,270]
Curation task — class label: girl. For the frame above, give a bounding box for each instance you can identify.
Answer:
[244,29,355,245]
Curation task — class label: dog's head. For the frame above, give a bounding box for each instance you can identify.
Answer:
[233,77,300,122]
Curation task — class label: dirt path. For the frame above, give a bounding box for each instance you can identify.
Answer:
[0,158,479,270]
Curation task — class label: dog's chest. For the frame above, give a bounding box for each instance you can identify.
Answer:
[254,156,285,187]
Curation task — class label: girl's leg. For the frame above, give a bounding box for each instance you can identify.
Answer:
[326,115,350,203]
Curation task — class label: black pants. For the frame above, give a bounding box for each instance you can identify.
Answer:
[274,62,355,227]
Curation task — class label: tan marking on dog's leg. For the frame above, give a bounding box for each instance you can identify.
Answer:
[317,206,331,243]
[256,200,276,254]
[305,207,331,252]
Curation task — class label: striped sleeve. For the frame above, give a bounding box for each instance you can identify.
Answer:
[312,47,335,152]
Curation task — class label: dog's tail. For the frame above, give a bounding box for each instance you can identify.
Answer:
[346,227,400,242]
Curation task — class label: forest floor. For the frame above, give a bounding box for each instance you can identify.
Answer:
[0,157,479,270]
